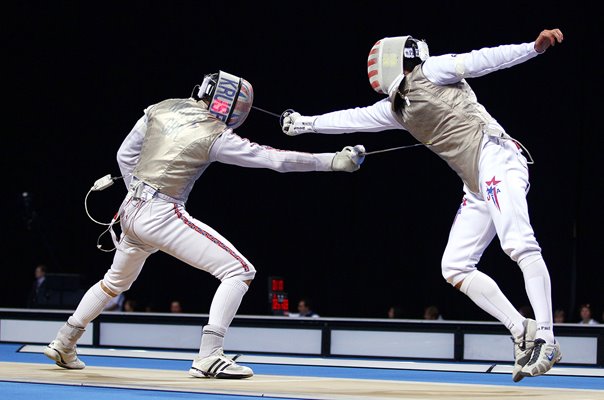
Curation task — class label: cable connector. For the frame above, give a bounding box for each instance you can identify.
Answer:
[92,174,114,191]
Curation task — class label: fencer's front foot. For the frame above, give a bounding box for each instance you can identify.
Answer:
[44,322,87,369]
[44,340,86,369]
[189,348,253,379]
[519,339,562,378]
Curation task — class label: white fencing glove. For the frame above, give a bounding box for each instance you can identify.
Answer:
[331,145,366,172]
[281,109,316,136]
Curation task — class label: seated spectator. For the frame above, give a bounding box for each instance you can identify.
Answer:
[103,293,125,311]
[517,304,535,319]
[423,305,443,320]
[170,300,184,313]
[579,304,598,324]
[123,298,139,312]
[289,298,319,318]
[554,309,566,323]
[387,305,403,319]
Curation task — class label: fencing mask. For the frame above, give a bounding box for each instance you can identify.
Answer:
[367,36,429,94]
[198,71,254,129]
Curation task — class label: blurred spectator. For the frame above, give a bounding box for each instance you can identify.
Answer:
[517,304,535,319]
[579,304,598,324]
[289,298,319,318]
[103,293,126,311]
[554,309,566,323]
[423,305,443,320]
[387,305,403,319]
[27,264,49,308]
[170,300,184,313]
[123,298,139,312]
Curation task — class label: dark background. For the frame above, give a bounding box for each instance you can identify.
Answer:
[3,2,600,322]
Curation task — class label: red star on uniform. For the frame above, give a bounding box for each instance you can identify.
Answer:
[485,176,501,186]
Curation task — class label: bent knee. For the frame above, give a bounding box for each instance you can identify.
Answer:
[101,275,134,296]
[100,281,118,297]
[441,258,477,288]
[222,265,256,282]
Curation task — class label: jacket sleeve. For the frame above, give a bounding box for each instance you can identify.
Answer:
[312,98,403,133]
[209,130,335,172]
[422,42,539,85]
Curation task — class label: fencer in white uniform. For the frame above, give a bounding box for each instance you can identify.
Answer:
[44,71,365,379]
[282,29,564,381]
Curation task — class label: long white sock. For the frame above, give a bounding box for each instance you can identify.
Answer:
[68,281,114,328]
[199,324,226,359]
[55,322,85,348]
[198,278,249,358]
[519,254,554,343]
[460,270,525,338]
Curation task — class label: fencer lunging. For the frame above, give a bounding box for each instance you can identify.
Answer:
[44,70,365,379]
[281,29,564,381]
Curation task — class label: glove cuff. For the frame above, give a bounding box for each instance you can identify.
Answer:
[293,116,317,134]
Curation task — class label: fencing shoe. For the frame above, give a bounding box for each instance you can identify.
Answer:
[520,339,562,378]
[511,318,537,382]
[189,348,253,379]
[44,339,86,369]
[44,323,86,369]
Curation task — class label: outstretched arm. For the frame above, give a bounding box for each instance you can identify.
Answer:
[423,28,564,85]
[282,98,402,136]
[210,130,364,172]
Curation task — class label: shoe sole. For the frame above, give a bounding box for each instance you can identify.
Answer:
[512,367,525,382]
[189,367,212,378]
[189,367,252,379]
[43,346,85,370]
[215,372,253,379]
[519,354,562,378]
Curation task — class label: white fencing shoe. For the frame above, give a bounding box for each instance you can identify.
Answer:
[520,339,562,378]
[189,348,253,379]
[44,340,86,369]
[511,318,537,382]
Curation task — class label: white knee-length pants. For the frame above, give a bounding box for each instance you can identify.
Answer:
[102,186,256,295]
[442,135,541,286]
